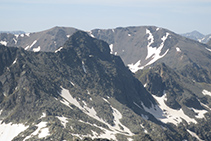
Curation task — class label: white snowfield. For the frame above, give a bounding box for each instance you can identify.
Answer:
[25,33,30,37]
[25,40,37,50]
[12,58,17,65]
[187,129,205,141]
[128,60,143,73]
[57,116,68,128]
[55,46,63,53]
[24,121,50,140]
[134,92,207,125]
[206,47,211,52]
[202,89,211,97]
[0,121,28,141]
[145,29,169,67]
[109,44,114,54]
[0,41,7,46]
[128,29,170,73]
[13,38,17,44]
[82,61,87,73]
[59,87,134,140]
[176,47,181,52]
[33,46,41,52]
[87,31,95,38]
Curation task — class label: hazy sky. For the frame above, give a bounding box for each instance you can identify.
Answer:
[0,0,211,34]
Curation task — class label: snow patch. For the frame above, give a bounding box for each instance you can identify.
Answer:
[140,124,148,133]
[57,116,68,128]
[102,98,109,103]
[145,29,154,60]
[109,44,113,54]
[88,31,95,38]
[128,60,143,73]
[12,58,17,65]
[176,47,181,52]
[55,46,63,53]
[40,113,46,118]
[66,35,71,38]
[187,129,204,141]
[134,92,198,125]
[25,33,30,37]
[202,89,211,97]
[0,121,28,141]
[13,38,17,44]
[156,28,160,31]
[25,40,37,50]
[145,29,169,67]
[33,46,41,52]
[14,34,19,38]
[60,99,72,109]
[205,48,211,52]
[75,106,134,140]
[82,61,87,73]
[147,29,169,59]
[151,94,197,125]
[60,87,81,108]
[128,34,131,37]
[188,107,207,119]
[0,41,7,46]
[60,87,134,140]
[69,80,75,87]
[20,34,24,37]
[144,83,147,87]
[28,121,50,139]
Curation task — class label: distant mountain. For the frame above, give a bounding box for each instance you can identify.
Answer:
[0,31,25,34]
[0,27,78,52]
[180,30,204,42]
[181,31,211,43]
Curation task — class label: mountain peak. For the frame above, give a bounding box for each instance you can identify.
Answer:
[62,30,111,60]
[181,30,205,41]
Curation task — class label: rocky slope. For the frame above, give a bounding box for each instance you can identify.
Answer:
[90,26,211,83]
[0,27,77,52]
[1,26,211,140]
[0,31,198,141]
[135,63,211,140]
[1,26,211,83]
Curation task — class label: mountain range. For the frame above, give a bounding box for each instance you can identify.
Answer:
[0,26,211,140]
[0,31,25,35]
[181,30,211,44]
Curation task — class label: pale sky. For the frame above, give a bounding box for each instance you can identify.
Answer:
[0,0,211,34]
